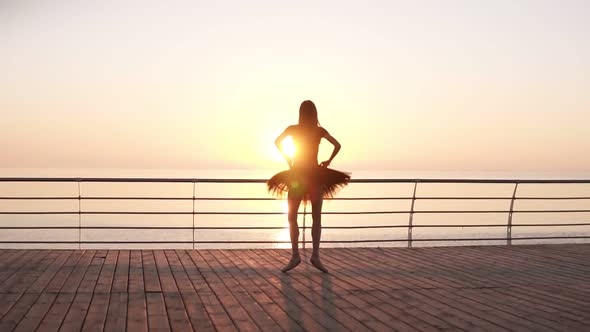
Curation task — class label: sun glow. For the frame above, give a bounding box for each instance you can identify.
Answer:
[281,136,297,159]
[275,205,291,248]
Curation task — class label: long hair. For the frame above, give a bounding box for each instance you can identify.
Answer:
[298,100,319,127]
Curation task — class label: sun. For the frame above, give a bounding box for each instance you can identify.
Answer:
[281,136,297,159]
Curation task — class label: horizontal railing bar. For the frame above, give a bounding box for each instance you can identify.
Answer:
[1,223,588,230]
[412,223,590,227]
[406,236,590,242]
[412,224,507,228]
[512,223,590,227]
[1,177,590,184]
[0,240,405,244]
[418,196,590,200]
[0,212,81,215]
[1,209,589,215]
[193,197,413,201]
[195,239,410,243]
[0,211,497,215]
[514,197,590,200]
[0,197,80,200]
[0,226,195,229]
[0,196,521,201]
[1,195,589,201]
[0,225,407,230]
[513,210,590,213]
[511,236,590,240]
[0,211,401,215]
[412,210,590,214]
[1,235,589,244]
[0,241,196,244]
[176,226,408,229]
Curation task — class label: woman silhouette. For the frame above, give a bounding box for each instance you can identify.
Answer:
[268,100,350,273]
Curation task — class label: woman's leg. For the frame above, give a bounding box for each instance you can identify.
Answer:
[310,196,323,256]
[282,191,302,272]
[310,189,328,273]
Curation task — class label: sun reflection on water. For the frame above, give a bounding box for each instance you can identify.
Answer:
[274,200,291,248]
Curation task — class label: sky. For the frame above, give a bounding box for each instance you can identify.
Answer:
[1,0,589,173]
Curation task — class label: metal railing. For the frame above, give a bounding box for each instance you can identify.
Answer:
[0,177,589,248]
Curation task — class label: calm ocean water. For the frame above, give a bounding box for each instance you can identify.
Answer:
[1,168,589,249]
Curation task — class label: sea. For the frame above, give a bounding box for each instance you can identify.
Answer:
[1,168,589,249]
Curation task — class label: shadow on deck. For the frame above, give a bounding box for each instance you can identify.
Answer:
[0,244,589,331]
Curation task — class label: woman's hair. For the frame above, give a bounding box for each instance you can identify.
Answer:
[298,100,319,126]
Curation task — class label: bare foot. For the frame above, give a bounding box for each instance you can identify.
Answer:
[281,256,301,273]
[310,256,329,273]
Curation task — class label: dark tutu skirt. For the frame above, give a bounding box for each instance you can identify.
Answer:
[267,166,351,201]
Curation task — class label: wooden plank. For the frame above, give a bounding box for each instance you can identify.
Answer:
[12,292,57,332]
[146,292,171,331]
[380,248,568,329]
[94,250,119,293]
[216,249,305,332]
[0,250,53,292]
[162,292,193,332]
[60,250,96,293]
[416,246,590,311]
[304,248,465,332]
[128,250,144,292]
[60,292,93,332]
[228,249,329,332]
[81,292,111,332]
[163,250,194,293]
[126,292,148,332]
[176,250,236,331]
[243,249,353,331]
[0,250,29,271]
[8,250,62,293]
[0,293,41,331]
[104,292,128,332]
[0,293,23,319]
[165,250,215,331]
[153,250,178,293]
[179,291,215,332]
[504,285,586,314]
[432,246,590,307]
[232,251,328,332]
[37,292,76,332]
[476,287,588,330]
[332,248,519,331]
[142,250,161,293]
[78,250,107,293]
[111,250,130,293]
[263,249,419,331]
[188,250,260,332]
[27,250,74,293]
[152,251,192,331]
[44,250,85,292]
[204,249,281,331]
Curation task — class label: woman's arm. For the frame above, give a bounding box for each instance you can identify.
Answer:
[319,129,341,168]
[275,126,294,168]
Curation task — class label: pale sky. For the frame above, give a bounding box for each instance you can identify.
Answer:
[1,0,589,173]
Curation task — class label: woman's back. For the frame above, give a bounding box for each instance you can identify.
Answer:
[287,124,326,168]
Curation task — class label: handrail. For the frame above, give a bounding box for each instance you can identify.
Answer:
[1,196,590,200]
[0,177,589,248]
[0,177,589,183]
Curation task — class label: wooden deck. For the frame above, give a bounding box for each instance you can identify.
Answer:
[0,245,588,332]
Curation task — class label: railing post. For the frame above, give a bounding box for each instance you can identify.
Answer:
[408,181,418,248]
[192,180,196,250]
[77,178,82,250]
[507,182,519,246]
[302,203,307,249]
